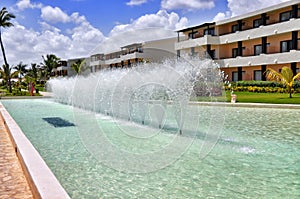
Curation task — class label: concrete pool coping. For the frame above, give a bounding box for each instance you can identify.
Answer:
[0,102,70,199]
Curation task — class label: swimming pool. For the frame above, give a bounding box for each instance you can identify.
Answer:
[2,99,300,198]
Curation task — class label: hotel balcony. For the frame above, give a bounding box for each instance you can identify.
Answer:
[175,18,300,50]
[90,60,105,67]
[175,35,219,50]
[120,51,146,60]
[219,18,300,44]
[105,57,122,65]
[216,50,300,68]
[105,52,146,65]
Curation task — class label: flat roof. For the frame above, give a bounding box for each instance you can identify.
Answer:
[217,0,300,25]
[176,22,215,32]
[121,43,142,49]
[176,0,300,32]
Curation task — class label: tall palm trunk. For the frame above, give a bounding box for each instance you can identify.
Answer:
[0,30,12,93]
[0,30,7,66]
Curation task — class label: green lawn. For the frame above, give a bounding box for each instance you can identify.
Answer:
[193,92,300,104]
[228,92,300,104]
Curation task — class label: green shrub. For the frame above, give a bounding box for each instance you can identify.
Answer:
[225,80,300,94]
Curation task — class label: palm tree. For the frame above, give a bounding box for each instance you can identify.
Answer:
[14,62,27,83]
[26,63,39,83]
[0,64,18,92]
[41,54,60,79]
[71,59,85,74]
[265,66,300,98]
[0,7,15,93]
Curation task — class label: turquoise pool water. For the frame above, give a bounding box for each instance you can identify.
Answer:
[2,99,300,198]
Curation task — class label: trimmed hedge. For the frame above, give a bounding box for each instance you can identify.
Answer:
[225,81,300,93]
[229,80,300,88]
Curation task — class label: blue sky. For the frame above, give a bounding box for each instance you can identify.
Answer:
[0,0,290,65]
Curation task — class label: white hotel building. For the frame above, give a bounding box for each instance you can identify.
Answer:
[89,37,177,72]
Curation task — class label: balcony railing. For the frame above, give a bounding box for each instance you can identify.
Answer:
[216,50,300,67]
[176,18,300,50]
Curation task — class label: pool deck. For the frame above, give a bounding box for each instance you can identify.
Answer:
[0,111,33,199]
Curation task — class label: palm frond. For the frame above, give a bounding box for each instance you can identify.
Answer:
[0,7,15,28]
[11,70,19,78]
[292,72,300,82]
[265,68,283,82]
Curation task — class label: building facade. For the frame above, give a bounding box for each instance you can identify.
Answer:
[175,0,300,82]
[89,37,177,72]
[51,60,68,77]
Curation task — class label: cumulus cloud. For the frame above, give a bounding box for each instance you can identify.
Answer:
[126,0,148,6]
[1,16,105,65]
[41,6,70,23]
[70,12,87,24]
[16,0,42,10]
[68,21,105,58]
[110,10,188,36]
[161,0,215,11]
[214,0,290,21]
[228,0,289,17]
[213,11,231,22]
[92,10,188,54]
[2,1,189,65]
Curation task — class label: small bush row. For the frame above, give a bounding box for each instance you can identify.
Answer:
[225,81,300,93]
[229,80,300,88]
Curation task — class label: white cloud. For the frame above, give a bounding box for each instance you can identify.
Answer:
[68,21,105,58]
[39,21,61,33]
[161,0,215,11]
[126,0,148,6]
[16,0,42,10]
[41,6,70,23]
[2,1,187,66]
[214,0,290,21]
[92,10,188,54]
[228,0,289,17]
[1,17,105,66]
[213,11,231,22]
[110,10,188,36]
[70,12,87,24]
[0,1,107,66]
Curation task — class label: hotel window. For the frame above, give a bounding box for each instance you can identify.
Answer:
[280,11,292,22]
[210,50,216,59]
[204,27,215,36]
[281,40,292,52]
[188,31,198,39]
[232,72,238,82]
[232,24,239,33]
[253,18,262,28]
[232,71,245,82]
[254,45,262,55]
[254,70,262,80]
[232,48,238,58]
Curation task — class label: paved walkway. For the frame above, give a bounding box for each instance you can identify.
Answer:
[0,115,33,199]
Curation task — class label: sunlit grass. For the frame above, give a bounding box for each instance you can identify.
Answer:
[192,91,300,104]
